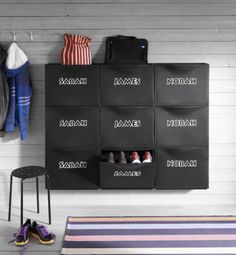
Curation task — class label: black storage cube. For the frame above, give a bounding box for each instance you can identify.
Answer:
[100,65,154,106]
[100,107,154,149]
[46,107,99,148]
[156,106,208,147]
[100,162,155,189]
[155,63,209,105]
[155,147,208,189]
[46,148,99,189]
[45,64,99,106]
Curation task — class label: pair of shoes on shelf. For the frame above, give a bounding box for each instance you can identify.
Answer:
[108,151,152,164]
[108,151,127,164]
[132,151,152,164]
[14,219,55,246]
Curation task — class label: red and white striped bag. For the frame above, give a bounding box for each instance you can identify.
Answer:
[61,34,92,65]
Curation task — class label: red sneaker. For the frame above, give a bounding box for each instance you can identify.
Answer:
[131,152,141,164]
[142,151,152,163]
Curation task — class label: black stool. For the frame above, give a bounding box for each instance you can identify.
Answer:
[8,166,51,225]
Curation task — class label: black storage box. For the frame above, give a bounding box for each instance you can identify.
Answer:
[155,147,208,189]
[46,107,99,148]
[100,65,154,106]
[100,161,155,189]
[45,64,99,106]
[156,106,208,147]
[100,107,154,149]
[46,148,99,189]
[155,63,209,106]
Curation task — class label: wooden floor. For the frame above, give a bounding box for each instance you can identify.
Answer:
[1,204,236,255]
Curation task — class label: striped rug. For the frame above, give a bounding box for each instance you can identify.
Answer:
[61,216,236,255]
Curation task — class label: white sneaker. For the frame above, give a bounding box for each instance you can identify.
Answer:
[142,151,152,163]
[131,151,141,164]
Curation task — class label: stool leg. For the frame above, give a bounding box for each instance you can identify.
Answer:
[8,174,13,222]
[36,176,39,213]
[46,174,51,225]
[21,179,24,225]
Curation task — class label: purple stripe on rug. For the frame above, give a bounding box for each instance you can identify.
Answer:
[68,220,236,225]
[68,216,236,219]
[63,240,236,248]
[65,228,236,236]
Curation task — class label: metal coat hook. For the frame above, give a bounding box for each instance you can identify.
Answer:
[29,31,34,41]
[11,31,16,42]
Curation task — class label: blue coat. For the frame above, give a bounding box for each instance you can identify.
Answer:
[4,43,32,140]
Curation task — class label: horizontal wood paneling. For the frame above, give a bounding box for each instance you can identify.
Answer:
[2,16,236,29]
[2,3,236,16]
[2,29,236,43]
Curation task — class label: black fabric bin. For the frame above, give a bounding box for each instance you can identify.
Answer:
[100,107,154,149]
[100,65,154,106]
[45,63,209,190]
[46,107,99,148]
[45,64,99,106]
[156,106,208,147]
[155,63,209,105]
[155,147,209,189]
[46,148,99,189]
[100,162,155,189]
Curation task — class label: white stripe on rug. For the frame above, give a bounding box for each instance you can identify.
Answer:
[61,247,236,254]
[67,223,236,230]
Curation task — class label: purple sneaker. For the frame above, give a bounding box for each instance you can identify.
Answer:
[31,221,55,245]
[14,219,31,246]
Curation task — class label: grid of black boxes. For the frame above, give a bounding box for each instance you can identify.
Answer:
[45,63,209,190]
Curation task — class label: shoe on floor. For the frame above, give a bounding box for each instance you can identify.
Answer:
[31,221,55,245]
[14,219,31,246]
[131,151,141,164]
[142,151,152,163]
[108,152,115,163]
[119,151,127,164]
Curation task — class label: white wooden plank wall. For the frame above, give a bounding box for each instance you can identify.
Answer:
[0,0,236,214]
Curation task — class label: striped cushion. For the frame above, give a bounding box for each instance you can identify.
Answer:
[61,216,236,255]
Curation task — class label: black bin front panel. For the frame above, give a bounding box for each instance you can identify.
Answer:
[155,147,208,189]
[155,63,209,105]
[45,64,99,106]
[100,65,154,106]
[156,107,208,147]
[100,162,155,189]
[46,107,99,148]
[46,148,99,189]
[100,107,154,149]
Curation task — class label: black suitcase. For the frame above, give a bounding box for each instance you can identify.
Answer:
[105,35,148,64]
